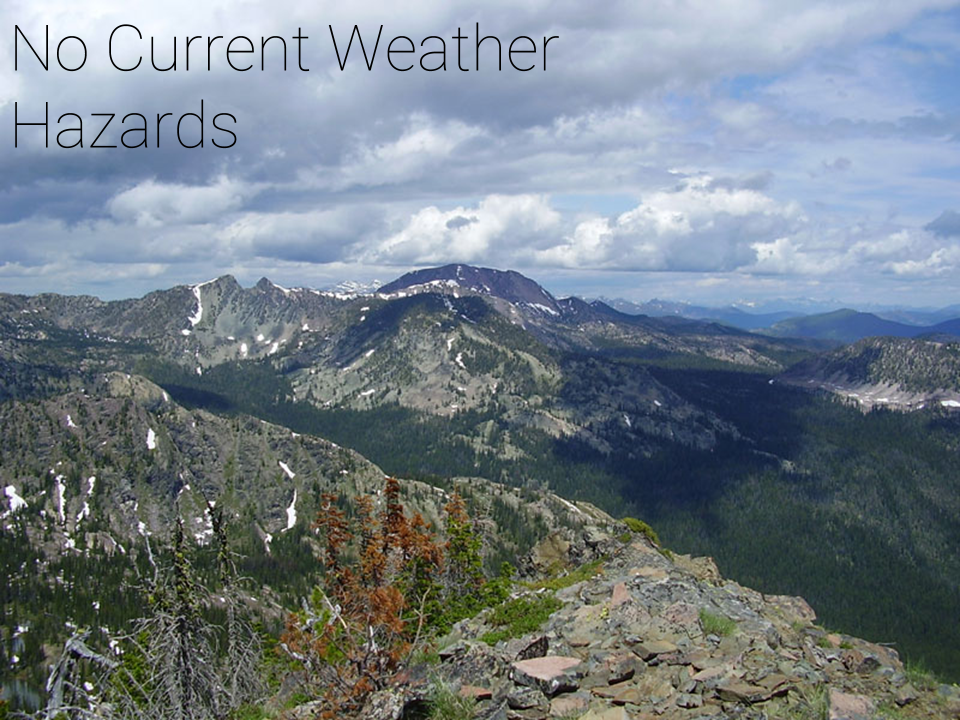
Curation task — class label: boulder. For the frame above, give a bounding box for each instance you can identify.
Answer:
[828,690,875,720]
[512,656,583,697]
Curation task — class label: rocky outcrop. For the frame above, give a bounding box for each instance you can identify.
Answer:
[347,533,960,720]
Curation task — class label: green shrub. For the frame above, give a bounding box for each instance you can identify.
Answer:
[622,517,660,546]
[874,702,908,720]
[536,559,604,592]
[699,608,737,637]
[283,692,311,710]
[480,594,563,645]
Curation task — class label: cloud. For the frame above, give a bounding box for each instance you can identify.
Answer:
[885,245,960,277]
[445,215,477,230]
[534,176,804,271]
[364,194,561,265]
[925,210,960,238]
[820,157,852,174]
[217,207,385,263]
[2,0,959,305]
[107,176,259,227]
[331,116,484,189]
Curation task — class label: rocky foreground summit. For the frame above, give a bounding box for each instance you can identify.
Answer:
[321,527,960,720]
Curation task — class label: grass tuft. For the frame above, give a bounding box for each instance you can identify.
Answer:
[427,679,476,720]
[699,608,737,637]
[622,517,660,546]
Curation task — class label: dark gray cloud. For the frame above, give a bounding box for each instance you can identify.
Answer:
[446,215,478,230]
[925,210,960,238]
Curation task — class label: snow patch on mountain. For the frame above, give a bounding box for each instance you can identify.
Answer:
[326,279,382,297]
[194,506,215,545]
[4,485,27,515]
[55,475,66,525]
[556,496,583,516]
[187,285,204,327]
[527,302,559,317]
[284,489,297,531]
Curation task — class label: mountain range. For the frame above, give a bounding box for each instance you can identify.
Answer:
[600,296,960,335]
[600,297,960,330]
[597,297,804,330]
[2,263,960,707]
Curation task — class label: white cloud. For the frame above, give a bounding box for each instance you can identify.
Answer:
[330,115,484,189]
[366,194,561,264]
[107,176,258,227]
[535,176,805,271]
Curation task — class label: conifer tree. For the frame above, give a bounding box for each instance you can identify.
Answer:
[37,507,262,720]
[444,490,484,593]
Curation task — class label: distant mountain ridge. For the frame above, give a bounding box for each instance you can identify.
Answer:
[599,297,802,330]
[767,308,960,343]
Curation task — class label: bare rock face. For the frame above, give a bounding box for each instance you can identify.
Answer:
[527,531,572,574]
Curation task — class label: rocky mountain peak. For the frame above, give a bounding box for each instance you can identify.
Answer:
[202,274,242,293]
[254,276,282,293]
[377,264,561,314]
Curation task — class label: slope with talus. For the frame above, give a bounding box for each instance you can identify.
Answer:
[348,530,960,720]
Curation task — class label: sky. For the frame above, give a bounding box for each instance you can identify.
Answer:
[1,0,960,308]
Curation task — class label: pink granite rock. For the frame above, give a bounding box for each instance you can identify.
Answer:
[829,690,875,720]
